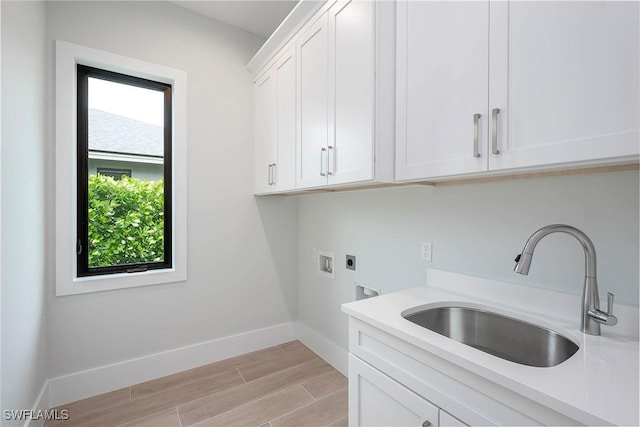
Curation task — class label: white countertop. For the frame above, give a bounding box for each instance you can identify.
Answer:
[342,269,639,426]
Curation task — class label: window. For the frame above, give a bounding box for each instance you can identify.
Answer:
[55,40,187,295]
[77,65,172,277]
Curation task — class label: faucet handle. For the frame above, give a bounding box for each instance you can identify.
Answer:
[588,291,618,327]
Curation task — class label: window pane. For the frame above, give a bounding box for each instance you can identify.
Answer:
[86,77,166,269]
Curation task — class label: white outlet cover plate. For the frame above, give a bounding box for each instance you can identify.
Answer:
[421,242,432,262]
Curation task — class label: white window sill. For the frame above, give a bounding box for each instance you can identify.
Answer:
[56,268,186,296]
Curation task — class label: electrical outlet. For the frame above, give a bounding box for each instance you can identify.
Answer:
[421,242,432,262]
[346,255,356,271]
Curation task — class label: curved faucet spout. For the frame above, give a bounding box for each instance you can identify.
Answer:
[513,224,616,336]
[514,224,597,278]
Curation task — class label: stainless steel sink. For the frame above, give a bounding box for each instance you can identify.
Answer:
[403,306,579,367]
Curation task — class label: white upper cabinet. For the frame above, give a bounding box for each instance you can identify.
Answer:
[297,1,385,190]
[254,71,277,194]
[253,48,296,194]
[397,0,640,181]
[274,48,297,191]
[296,13,330,189]
[489,1,640,171]
[250,0,395,194]
[254,0,639,192]
[396,0,490,180]
[327,0,375,186]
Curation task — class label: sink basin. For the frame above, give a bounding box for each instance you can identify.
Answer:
[403,306,579,367]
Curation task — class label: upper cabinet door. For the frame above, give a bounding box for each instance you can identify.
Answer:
[274,48,296,192]
[254,72,277,194]
[327,0,375,186]
[489,1,640,170]
[296,13,330,189]
[396,0,489,181]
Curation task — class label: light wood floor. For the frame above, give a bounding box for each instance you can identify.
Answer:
[45,341,347,427]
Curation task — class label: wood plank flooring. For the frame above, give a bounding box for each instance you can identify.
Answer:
[45,341,347,427]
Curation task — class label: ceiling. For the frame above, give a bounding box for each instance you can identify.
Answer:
[170,1,299,38]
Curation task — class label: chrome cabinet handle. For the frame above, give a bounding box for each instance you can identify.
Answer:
[320,148,327,176]
[327,145,334,175]
[268,164,276,185]
[422,421,432,427]
[268,164,272,185]
[491,108,500,155]
[473,113,481,158]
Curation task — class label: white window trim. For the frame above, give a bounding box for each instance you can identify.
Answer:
[55,40,187,296]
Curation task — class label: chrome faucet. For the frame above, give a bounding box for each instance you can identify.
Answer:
[513,224,617,336]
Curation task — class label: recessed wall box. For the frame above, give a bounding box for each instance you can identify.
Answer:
[317,251,335,279]
[355,283,380,300]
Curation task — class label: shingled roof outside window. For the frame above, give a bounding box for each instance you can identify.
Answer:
[88,108,163,158]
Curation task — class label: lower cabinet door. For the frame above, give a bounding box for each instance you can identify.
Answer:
[440,410,469,427]
[349,354,439,427]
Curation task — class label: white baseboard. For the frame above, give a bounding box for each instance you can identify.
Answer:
[41,321,346,410]
[294,321,348,376]
[25,381,50,427]
[47,322,296,407]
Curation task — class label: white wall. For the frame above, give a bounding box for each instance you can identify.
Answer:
[1,1,49,424]
[297,171,640,352]
[46,1,298,379]
[5,0,636,411]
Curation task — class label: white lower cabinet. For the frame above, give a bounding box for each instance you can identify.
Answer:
[439,411,468,427]
[350,354,440,427]
[347,317,580,426]
[350,354,468,427]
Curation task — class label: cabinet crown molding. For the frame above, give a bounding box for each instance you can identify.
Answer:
[246,0,327,78]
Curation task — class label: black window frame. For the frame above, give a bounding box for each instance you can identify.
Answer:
[77,64,173,277]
